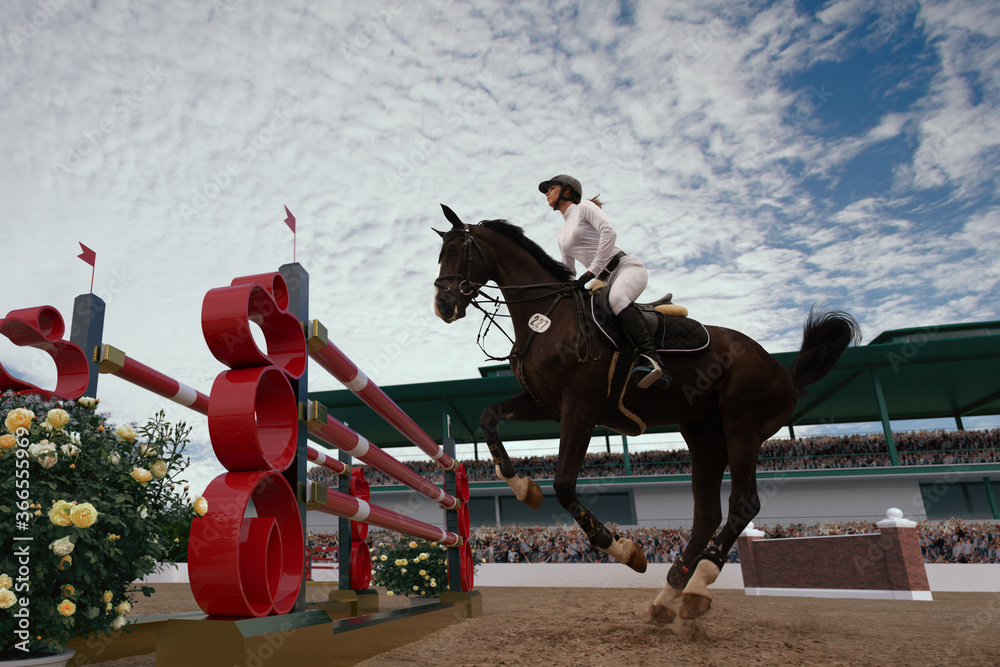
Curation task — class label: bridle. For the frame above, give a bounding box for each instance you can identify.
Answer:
[433,224,600,364]
[433,224,488,298]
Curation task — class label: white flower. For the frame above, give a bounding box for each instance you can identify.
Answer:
[109,451,121,464]
[139,444,157,457]
[138,505,148,519]
[49,536,75,556]
[69,431,81,446]
[77,397,99,409]
[110,615,127,630]
[61,443,79,457]
[38,454,58,469]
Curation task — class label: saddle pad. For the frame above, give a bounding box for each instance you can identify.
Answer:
[589,289,710,353]
[652,313,710,353]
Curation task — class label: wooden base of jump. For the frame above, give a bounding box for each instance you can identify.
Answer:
[64,590,481,666]
[64,610,204,663]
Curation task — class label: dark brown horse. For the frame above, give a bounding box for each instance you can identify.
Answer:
[432,206,860,622]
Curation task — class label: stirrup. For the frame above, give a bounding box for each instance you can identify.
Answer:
[632,355,669,389]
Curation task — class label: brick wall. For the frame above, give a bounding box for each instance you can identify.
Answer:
[738,526,930,592]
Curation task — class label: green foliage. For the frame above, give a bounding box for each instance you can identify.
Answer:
[369,538,453,598]
[0,393,191,658]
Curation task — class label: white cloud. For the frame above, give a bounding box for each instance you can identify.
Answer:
[1,0,997,478]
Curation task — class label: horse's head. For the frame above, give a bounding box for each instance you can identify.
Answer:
[433,204,490,323]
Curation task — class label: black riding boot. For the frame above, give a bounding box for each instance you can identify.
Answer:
[617,303,669,389]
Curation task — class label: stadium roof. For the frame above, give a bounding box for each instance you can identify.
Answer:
[309,321,1000,450]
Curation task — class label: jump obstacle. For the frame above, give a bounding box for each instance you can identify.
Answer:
[737,508,932,601]
[1,264,479,666]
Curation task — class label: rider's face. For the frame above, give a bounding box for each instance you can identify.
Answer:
[545,184,561,209]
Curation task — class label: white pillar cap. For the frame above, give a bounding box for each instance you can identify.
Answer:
[876,507,917,528]
[741,521,766,537]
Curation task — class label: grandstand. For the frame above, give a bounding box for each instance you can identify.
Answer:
[306,321,1000,533]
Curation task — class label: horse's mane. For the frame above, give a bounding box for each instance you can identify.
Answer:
[478,220,574,282]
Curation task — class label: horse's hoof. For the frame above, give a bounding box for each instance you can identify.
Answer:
[644,603,676,625]
[622,538,647,573]
[678,593,713,619]
[523,479,543,510]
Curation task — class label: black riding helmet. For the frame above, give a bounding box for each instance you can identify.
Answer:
[538,174,582,204]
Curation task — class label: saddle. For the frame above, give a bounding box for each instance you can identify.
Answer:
[589,287,710,353]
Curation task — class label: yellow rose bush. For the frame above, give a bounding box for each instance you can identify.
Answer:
[369,535,478,599]
[1,393,192,658]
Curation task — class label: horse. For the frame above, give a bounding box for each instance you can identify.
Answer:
[432,205,861,622]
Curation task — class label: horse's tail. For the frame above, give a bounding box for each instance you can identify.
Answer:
[788,307,862,398]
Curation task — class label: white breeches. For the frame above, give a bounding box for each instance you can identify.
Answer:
[606,257,648,315]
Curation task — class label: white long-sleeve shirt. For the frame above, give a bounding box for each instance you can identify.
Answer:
[557,200,623,277]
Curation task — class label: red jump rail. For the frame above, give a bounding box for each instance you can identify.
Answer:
[306,320,456,470]
[303,401,458,509]
[96,344,210,415]
[304,481,461,547]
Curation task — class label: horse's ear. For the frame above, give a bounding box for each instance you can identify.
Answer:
[432,228,446,238]
[440,204,464,230]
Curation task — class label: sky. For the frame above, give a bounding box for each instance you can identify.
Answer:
[1,0,998,496]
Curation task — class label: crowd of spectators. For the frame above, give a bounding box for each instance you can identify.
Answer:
[306,518,1000,565]
[306,428,1000,487]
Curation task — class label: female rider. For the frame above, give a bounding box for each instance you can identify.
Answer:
[539,174,668,388]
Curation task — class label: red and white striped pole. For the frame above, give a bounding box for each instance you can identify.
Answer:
[95,344,209,415]
[306,320,456,470]
[304,481,461,547]
[306,445,350,476]
[304,401,458,509]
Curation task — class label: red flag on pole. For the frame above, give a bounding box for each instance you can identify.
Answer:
[78,242,96,266]
[284,206,297,262]
[78,242,96,293]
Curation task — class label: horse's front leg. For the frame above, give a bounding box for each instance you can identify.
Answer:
[554,405,647,573]
[480,392,554,511]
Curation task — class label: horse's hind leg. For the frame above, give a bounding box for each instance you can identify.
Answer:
[480,392,553,510]
[680,419,765,620]
[646,418,728,624]
[553,409,647,573]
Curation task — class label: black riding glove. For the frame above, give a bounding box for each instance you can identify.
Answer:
[574,271,595,289]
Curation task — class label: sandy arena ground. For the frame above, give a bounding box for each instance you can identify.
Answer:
[87,583,998,666]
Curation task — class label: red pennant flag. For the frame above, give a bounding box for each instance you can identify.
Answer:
[283,206,296,233]
[78,242,96,267]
